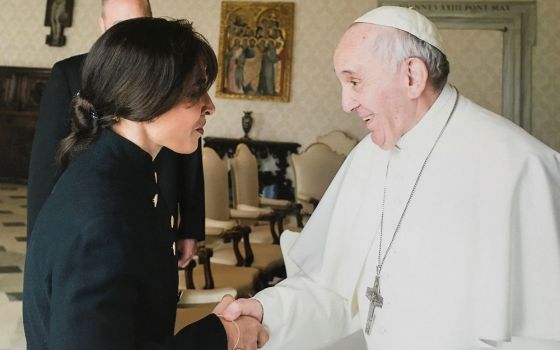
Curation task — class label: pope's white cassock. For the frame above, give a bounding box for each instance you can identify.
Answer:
[254,85,560,350]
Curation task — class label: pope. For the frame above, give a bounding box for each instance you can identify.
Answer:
[224,6,560,350]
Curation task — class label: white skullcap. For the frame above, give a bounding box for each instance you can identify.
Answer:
[353,6,445,54]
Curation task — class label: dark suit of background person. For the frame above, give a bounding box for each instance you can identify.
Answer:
[23,129,226,349]
[27,54,206,245]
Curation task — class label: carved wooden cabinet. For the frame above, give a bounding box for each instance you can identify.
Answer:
[0,66,50,182]
[204,136,300,200]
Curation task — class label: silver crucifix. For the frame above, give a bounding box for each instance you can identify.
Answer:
[364,274,383,335]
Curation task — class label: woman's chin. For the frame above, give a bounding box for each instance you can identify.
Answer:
[168,142,199,155]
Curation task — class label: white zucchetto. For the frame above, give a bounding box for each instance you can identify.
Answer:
[354,6,445,54]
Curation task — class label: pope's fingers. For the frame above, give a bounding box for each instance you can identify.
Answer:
[257,326,269,348]
[223,298,263,322]
[212,294,236,315]
[222,300,241,320]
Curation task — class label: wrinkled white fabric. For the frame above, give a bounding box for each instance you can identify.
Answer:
[255,85,560,349]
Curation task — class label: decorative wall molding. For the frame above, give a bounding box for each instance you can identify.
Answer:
[379,0,536,132]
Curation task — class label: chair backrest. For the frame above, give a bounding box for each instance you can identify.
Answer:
[230,143,260,208]
[202,147,230,221]
[316,130,358,156]
[291,142,345,202]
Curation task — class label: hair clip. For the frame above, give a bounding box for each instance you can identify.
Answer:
[75,91,81,97]
[91,111,99,120]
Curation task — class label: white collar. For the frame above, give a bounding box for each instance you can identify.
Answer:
[395,84,457,153]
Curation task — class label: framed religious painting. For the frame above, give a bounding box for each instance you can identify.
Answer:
[216,1,294,102]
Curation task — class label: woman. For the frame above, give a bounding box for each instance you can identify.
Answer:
[23,18,266,349]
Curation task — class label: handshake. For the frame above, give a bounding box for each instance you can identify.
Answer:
[213,295,269,350]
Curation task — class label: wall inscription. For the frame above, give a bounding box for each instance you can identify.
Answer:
[408,3,511,11]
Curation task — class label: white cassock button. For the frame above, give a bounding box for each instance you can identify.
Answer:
[154,172,158,184]
[152,193,158,207]
[170,216,174,229]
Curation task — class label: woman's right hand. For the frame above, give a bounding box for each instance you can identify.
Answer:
[220,315,269,350]
[214,295,269,349]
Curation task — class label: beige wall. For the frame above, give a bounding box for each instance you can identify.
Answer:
[1,0,558,151]
[531,0,560,151]
[442,29,503,116]
[0,1,99,68]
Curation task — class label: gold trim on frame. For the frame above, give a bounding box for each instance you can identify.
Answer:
[215,1,294,102]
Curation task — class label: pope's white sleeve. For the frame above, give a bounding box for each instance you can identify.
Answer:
[254,270,360,350]
[474,337,560,349]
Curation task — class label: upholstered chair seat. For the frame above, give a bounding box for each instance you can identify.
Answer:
[175,248,254,333]
[230,205,278,244]
[178,260,258,299]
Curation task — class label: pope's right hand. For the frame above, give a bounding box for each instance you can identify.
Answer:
[222,298,264,323]
[214,296,268,349]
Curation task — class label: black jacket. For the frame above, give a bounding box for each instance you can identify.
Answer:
[23,129,226,349]
[27,54,205,242]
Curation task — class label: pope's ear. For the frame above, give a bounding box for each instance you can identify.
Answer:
[404,57,429,99]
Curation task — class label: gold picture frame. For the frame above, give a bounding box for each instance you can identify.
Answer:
[216,1,294,102]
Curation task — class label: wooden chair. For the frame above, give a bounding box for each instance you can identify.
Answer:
[174,253,233,333]
[202,147,285,282]
[230,143,301,238]
[291,143,345,221]
[204,146,277,245]
[179,246,259,300]
[174,245,260,332]
[316,130,358,156]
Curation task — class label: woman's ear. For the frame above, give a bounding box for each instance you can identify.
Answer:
[98,17,107,33]
[404,57,429,99]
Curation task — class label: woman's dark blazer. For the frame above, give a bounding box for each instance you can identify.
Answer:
[23,130,226,349]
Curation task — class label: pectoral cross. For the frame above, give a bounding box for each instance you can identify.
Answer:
[364,274,383,335]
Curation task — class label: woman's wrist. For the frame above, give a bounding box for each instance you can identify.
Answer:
[217,314,240,350]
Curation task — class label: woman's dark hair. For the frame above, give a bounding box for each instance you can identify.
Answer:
[57,17,218,167]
